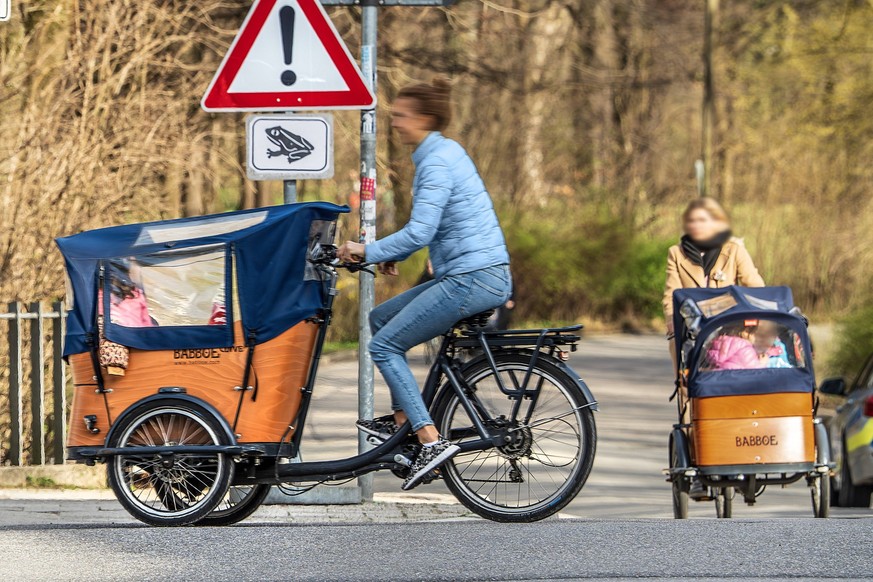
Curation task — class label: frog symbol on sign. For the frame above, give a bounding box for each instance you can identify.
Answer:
[265,126,315,164]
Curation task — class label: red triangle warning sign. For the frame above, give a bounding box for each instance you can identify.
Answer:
[201,0,376,111]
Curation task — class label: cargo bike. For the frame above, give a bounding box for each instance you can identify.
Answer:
[57,203,598,526]
[666,286,832,518]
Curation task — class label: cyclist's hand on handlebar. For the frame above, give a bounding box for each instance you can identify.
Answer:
[378,262,399,276]
[336,241,365,263]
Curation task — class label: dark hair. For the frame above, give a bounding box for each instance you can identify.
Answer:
[397,77,452,131]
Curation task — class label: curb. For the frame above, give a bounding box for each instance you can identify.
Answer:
[0,465,106,489]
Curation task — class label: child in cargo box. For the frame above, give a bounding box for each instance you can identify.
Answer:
[754,320,792,368]
[96,259,154,376]
[705,324,765,371]
[100,260,154,328]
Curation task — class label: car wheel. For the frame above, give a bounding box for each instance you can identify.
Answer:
[837,445,873,508]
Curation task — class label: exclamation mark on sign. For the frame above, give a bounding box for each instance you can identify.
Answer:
[279,6,296,86]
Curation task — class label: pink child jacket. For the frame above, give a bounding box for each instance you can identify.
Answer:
[705,335,763,370]
[98,289,154,328]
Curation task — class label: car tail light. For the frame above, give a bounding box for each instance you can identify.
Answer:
[864,395,873,418]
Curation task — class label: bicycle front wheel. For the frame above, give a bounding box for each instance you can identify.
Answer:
[433,353,596,522]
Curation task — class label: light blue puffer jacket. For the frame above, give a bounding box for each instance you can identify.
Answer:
[365,132,510,279]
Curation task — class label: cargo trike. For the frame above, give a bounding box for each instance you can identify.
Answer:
[666,286,832,518]
[57,203,597,526]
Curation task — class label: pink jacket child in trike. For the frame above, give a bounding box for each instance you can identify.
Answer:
[96,260,155,375]
[704,325,765,371]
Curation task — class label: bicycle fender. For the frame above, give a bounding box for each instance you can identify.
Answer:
[104,393,238,447]
[552,360,599,412]
[670,428,691,469]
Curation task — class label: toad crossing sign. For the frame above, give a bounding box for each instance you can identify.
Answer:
[201,0,375,111]
[1,0,9,22]
[246,114,334,180]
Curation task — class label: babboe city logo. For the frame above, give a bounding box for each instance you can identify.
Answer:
[173,345,246,361]
[735,434,779,447]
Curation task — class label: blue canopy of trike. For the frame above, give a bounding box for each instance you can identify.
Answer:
[56,202,348,357]
[672,286,815,399]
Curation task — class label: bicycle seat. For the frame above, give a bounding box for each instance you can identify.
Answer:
[456,309,495,330]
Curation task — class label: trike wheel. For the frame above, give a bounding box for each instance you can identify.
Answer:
[811,474,830,518]
[200,483,271,526]
[715,487,733,519]
[669,437,689,519]
[433,354,596,523]
[106,401,232,527]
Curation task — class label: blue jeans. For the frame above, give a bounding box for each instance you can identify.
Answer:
[369,264,512,431]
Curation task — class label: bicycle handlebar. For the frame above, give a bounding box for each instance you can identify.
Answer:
[309,244,374,275]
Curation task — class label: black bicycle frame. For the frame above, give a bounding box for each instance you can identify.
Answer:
[258,331,505,484]
[252,326,584,484]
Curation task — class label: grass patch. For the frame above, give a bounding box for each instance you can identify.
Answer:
[323,340,358,355]
[25,475,62,489]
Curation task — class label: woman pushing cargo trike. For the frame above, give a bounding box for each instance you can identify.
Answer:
[662,199,831,518]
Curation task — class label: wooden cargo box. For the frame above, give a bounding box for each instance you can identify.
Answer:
[68,320,319,448]
[691,392,815,467]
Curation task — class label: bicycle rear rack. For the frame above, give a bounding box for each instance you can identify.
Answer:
[454,324,582,350]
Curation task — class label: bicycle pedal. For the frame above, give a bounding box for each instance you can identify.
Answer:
[419,468,442,485]
[393,454,413,468]
[403,469,441,491]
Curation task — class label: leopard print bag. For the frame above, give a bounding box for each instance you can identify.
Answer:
[97,315,129,376]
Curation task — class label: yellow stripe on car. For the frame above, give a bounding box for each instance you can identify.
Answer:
[847,418,873,453]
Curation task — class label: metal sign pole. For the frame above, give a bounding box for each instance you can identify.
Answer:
[284,180,297,203]
[356,0,378,502]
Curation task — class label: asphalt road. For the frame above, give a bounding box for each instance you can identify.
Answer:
[0,518,870,581]
[2,333,871,581]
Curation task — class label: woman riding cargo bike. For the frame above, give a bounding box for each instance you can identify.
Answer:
[337,78,514,490]
[56,80,598,527]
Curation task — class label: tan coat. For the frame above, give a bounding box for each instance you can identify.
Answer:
[663,239,765,318]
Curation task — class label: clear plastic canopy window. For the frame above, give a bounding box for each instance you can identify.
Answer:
[107,245,226,328]
[698,320,807,373]
[133,211,268,247]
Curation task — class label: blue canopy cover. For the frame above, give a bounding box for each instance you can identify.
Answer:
[56,203,348,356]
[671,286,815,398]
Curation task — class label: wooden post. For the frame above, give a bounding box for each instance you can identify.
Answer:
[29,302,46,465]
[7,302,23,465]
[52,301,67,464]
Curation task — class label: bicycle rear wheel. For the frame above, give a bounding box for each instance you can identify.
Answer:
[433,353,596,522]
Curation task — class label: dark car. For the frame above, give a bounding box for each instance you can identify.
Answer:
[818,354,873,508]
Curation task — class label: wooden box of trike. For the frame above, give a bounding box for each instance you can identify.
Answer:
[672,286,818,469]
[57,203,346,457]
[67,320,318,448]
[691,392,815,466]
